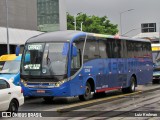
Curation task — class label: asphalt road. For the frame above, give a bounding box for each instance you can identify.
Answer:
[2,83,160,120]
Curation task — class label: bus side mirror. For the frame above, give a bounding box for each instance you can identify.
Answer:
[15,45,20,56]
[62,43,69,56]
[72,46,77,57]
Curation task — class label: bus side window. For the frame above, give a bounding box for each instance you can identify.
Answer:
[84,37,99,62]
[137,42,143,57]
[127,41,134,58]
[71,48,81,69]
[120,39,125,58]
[99,41,108,58]
[106,39,112,58]
[71,39,84,75]
[147,43,152,58]
[111,39,121,58]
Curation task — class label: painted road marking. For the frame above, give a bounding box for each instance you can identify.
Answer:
[57,91,142,112]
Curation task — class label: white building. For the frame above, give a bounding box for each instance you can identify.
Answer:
[0,0,67,32]
[0,27,43,55]
[133,32,160,43]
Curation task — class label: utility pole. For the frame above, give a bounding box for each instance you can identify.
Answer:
[74,14,77,31]
[120,9,134,35]
[159,22,160,43]
[5,0,10,54]
[80,22,83,31]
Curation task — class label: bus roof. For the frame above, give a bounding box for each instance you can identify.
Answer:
[26,30,151,43]
[26,31,84,43]
[0,54,21,61]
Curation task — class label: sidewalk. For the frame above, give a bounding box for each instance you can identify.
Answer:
[137,83,160,91]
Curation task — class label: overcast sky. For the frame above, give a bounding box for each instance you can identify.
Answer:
[65,0,160,36]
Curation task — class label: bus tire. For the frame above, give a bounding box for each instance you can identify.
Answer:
[43,97,54,103]
[79,82,92,101]
[122,77,136,93]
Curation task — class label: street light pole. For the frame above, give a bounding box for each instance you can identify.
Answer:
[121,28,141,36]
[159,22,160,43]
[5,0,10,54]
[120,13,122,35]
[74,14,77,31]
[120,9,134,35]
[80,22,83,31]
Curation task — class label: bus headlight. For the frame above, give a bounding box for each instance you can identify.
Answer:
[24,82,27,86]
[21,79,27,86]
[55,83,60,87]
[9,77,14,83]
[61,80,65,84]
[21,79,24,83]
[55,80,66,87]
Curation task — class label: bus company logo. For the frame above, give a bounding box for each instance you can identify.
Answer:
[37,83,45,88]
[2,112,11,117]
[38,83,43,87]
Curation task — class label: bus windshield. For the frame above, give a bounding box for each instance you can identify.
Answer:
[21,42,69,76]
[0,61,20,74]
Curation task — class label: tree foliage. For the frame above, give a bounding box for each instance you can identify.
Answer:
[67,13,118,35]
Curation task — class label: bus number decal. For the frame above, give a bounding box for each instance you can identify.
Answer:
[28,45,42,50]
[85,69,90,73]
[96,85,108,89]
[84,66,92,73]
[24,64,41,70]
[102,85,108,88]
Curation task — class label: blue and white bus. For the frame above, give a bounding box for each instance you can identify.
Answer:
[20,31,153,101]
[0,54,21,86]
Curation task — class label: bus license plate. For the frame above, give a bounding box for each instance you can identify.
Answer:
[37,90,45,93]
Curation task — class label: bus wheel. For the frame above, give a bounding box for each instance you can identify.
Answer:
[79,82,92,101]
[43,97,54,103]
[122,77,136,93]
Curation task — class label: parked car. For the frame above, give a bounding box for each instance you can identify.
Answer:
[0,77,24,112]
[152,44,160,84]
[153,60,160,84]
[0,54,21,85]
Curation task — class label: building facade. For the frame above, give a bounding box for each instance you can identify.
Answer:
[0,0,67,32]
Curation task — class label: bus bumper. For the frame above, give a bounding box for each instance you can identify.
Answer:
[21,85,70,97]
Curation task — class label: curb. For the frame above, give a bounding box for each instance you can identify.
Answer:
[57,86,160,113]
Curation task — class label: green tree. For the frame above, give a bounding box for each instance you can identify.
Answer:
[67,13,118,35]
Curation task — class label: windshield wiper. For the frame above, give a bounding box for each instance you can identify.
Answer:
[0,72,14,74]
[46,49,51,65]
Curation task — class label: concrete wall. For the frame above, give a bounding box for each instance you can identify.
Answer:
[59,0,67,31]
[0,0,67,31]
[0,0,37,30]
